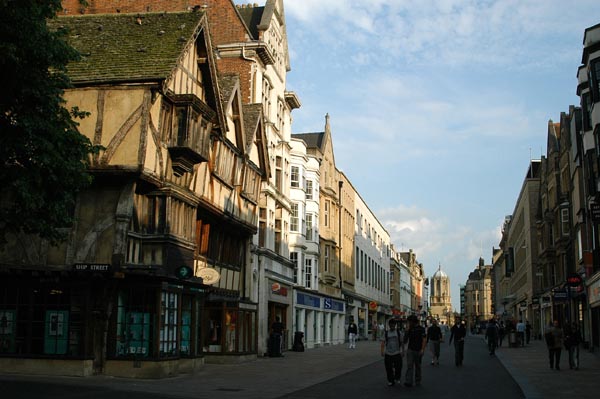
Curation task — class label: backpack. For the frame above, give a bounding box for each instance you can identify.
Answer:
[385,328,402,350]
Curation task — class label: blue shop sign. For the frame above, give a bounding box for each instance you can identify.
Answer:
[329,299,345,312]
[297,292,321,308]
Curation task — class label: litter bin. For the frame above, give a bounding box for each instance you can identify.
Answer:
[509,331,518,347]
[268,333,282,357]
[292,331,304,352]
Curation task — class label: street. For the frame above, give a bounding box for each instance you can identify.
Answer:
[0,335,525,399]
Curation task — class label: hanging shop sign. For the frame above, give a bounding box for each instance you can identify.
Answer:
[196,267,220,285]
[567,273,583,287]
[175,265,193,279]
[368,301,378,311]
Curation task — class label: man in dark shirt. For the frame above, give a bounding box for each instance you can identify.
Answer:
[270,317,285,357]
[403,315,427,387]
[427,319,443,366]
[485,319,498,355]
[449,318,467,366]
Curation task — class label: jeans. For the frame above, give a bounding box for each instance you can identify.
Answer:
[568,344,579,369]
[549,348,561,369]
[488,337,497,354]
[348,333,356,348]
[454,340,464,365]
[429,340,440,363]
[405,349,423,385]
[384,353,402,383]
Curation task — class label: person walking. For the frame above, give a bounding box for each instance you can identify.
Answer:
[525,320,532,344]
[564,323,582,370]
[498,321,506,347]
[516,320,525,346]
[380,319,404,387]
[427,319,443,365]
[270,316,285,357]
[485,318,498,355]
[348,318,358,349]
[449,319,467,366]
[545,320,564,370]
[403,315,426,387]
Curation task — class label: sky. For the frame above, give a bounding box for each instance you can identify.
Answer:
[235,0,600,310]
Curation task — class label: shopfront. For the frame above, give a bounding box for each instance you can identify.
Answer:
[294,289,345,348]
[0,270,209,378]
[588,276,600,349]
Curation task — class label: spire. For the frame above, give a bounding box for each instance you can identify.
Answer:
[324,113,330,134]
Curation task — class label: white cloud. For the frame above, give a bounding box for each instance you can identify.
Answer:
[284,0,600,68]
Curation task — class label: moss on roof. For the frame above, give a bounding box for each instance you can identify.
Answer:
[48,11,205,85]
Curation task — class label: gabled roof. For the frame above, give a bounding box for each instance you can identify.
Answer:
[49,11,206,85]
[292,132,325,150]
[236,5,264,40]
[243,103,263,150]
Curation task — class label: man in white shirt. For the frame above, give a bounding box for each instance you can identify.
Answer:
[516,320,525,347]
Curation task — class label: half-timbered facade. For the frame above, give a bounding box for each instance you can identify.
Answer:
[0,10,267,378]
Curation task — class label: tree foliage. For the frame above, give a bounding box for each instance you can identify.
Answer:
[0,0,97,245]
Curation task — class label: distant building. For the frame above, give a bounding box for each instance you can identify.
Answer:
[430,265,453,325]
[464,258,493,331]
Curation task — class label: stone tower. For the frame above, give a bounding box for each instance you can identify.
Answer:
[430,264,453,326]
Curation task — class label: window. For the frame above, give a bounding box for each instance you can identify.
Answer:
[275,156,282,191]
[306,213,313,241]
[590,59,600,102]
[305,259,312,288]
[355,247,360,279]
[324,246,330,272]
[561,208,569,236]
[290,203,299,232]
[290,252,299,284]
[324,200,329,227]
[160,291,178,357]
[306,180,313,200]
[583,92,592,131]
[291,166,300,188]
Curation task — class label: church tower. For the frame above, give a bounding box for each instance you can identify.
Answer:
[430,265,453,326]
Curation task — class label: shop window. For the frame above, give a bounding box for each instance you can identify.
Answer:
[181,295,192,356]
[114,287,155,358]
[224,309,237,352]
[160,291,179,357]
[202,304,256,354]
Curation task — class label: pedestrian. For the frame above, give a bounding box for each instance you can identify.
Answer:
[426,319,443,365]
[380,319,404,387]
[485,318,498,356]
[516,320,525,346]
[270,316,285,357]
[525,320,532,344]
[348,318,358,349]
[544,320,563,370]
[449,318,467,366]
[564,323,582,370]
[403,315,427,387]
[498,321,505,347]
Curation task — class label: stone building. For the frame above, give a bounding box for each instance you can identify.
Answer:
[464,258,494,331]
[430,265,453,325]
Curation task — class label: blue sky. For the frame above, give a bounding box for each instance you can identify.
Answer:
[236,0,600,310]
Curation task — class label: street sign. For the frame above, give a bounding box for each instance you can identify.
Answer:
[175,265,193,280]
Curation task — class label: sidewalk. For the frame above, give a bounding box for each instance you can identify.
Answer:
[0,340,383,399]
[482,334,600,399]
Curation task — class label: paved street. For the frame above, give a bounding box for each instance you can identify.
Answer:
[0,334,599,398]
